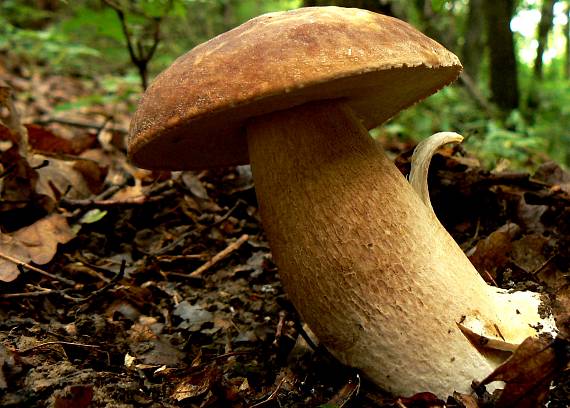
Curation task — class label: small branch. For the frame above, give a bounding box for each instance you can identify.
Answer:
[75,259,126,305]
[0,288,77,300]
[18,341,101,355]
[167,234,249,278]
[250,377,287,408]
[60,187,177,208]
[0,251,75,285]
[33,117,127,134]
[189,234,249,277]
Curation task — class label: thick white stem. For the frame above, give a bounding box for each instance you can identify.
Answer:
[246,100,553,397]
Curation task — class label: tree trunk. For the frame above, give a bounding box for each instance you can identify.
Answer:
[483,0,520,111]
[566,1,570,78]
[462,0,485,82]
[534,0,557,79]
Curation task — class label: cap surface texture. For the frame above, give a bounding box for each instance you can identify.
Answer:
[129,6,462,170]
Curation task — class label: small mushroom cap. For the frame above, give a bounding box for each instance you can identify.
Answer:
[128,6,462,170]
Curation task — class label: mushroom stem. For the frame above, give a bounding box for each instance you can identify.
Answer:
[246,99,554,397]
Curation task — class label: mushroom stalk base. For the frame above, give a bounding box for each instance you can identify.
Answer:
[246,100,550,397]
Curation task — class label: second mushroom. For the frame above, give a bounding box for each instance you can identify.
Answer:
[128,7,556,397]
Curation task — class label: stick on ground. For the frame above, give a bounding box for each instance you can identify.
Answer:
[188,234,249,277]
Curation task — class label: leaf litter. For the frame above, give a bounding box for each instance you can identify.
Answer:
[0,67,569,407]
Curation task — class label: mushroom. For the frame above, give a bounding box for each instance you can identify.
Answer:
[128,7,556,397]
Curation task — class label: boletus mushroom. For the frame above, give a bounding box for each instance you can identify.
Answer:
[128,7,556,397]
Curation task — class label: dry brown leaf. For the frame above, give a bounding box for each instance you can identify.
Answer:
[533,161,570,194]
[552,285,570,338]
[479,336,568,408]
[26,124,97,155]
[13,213,75,264]
[451,392,480,408]
[171,365,221,402]
[0,214,75,282]
[397,392,445,407]
[53,385,94,408]
[468,223,520,281]
[511,234,550,273]
[326,374,360,407]
[31,154,92,201]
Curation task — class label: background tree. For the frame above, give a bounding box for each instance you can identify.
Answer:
[462,0,485,82]
[565,0,570,78]
[483,0,520,111]
[534,0,557,79]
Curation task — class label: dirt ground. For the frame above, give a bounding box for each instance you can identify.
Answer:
[0,66,569,407]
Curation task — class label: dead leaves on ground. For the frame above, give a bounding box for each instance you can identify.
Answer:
[0,73,569,406]
[479,336,569,408]
[0,214,74,281]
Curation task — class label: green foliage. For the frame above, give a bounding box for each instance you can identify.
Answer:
[0,14,102,72]
[382,84,566,171]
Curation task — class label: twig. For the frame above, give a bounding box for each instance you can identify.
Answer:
[0,288,78,300]
[249,377,287,408]
[188,234,249,277]
[208,200,246,230]
[60,189,177,208]
[0,251,75,285]
[61,180,176,208]
[75,259,126,305]
[273,310,286,347]
[33,117,127,134]
[19,341,101,355]
[164,234,249,279]
[531,254,557,275]
[484,270,498,287]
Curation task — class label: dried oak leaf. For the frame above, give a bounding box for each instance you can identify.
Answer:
[479,336,569,408]
[53,384,94,408]
[468,223,520,281]
[0,213,75,282]
[31,154,92,201]
[170,364,222,402]
[26,124,97,155]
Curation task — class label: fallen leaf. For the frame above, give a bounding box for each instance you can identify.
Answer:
[325,373,360,407]
[511,234,550,274]
[552,285,570,338]
[171,365,221,402]
[128,321,184,367]
[0,214,75,282]
[13,213,75,264]
[26,124,97,155]
[397,392,446,407]
[31,154,92,201]
[173,301,214,331]
[53,385,94,408]
[450,392,480,408]
[479,336,569,408]
[469,223,520,281]
[533,161,570,194]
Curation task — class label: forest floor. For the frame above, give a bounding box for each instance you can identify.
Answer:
[0,60,569,408]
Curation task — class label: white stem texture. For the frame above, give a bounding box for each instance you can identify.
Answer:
[246,100,553,397]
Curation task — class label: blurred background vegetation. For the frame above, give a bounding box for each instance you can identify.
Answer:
[1,0,569,169]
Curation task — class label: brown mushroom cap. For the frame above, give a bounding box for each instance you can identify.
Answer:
[128,6,462,170]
